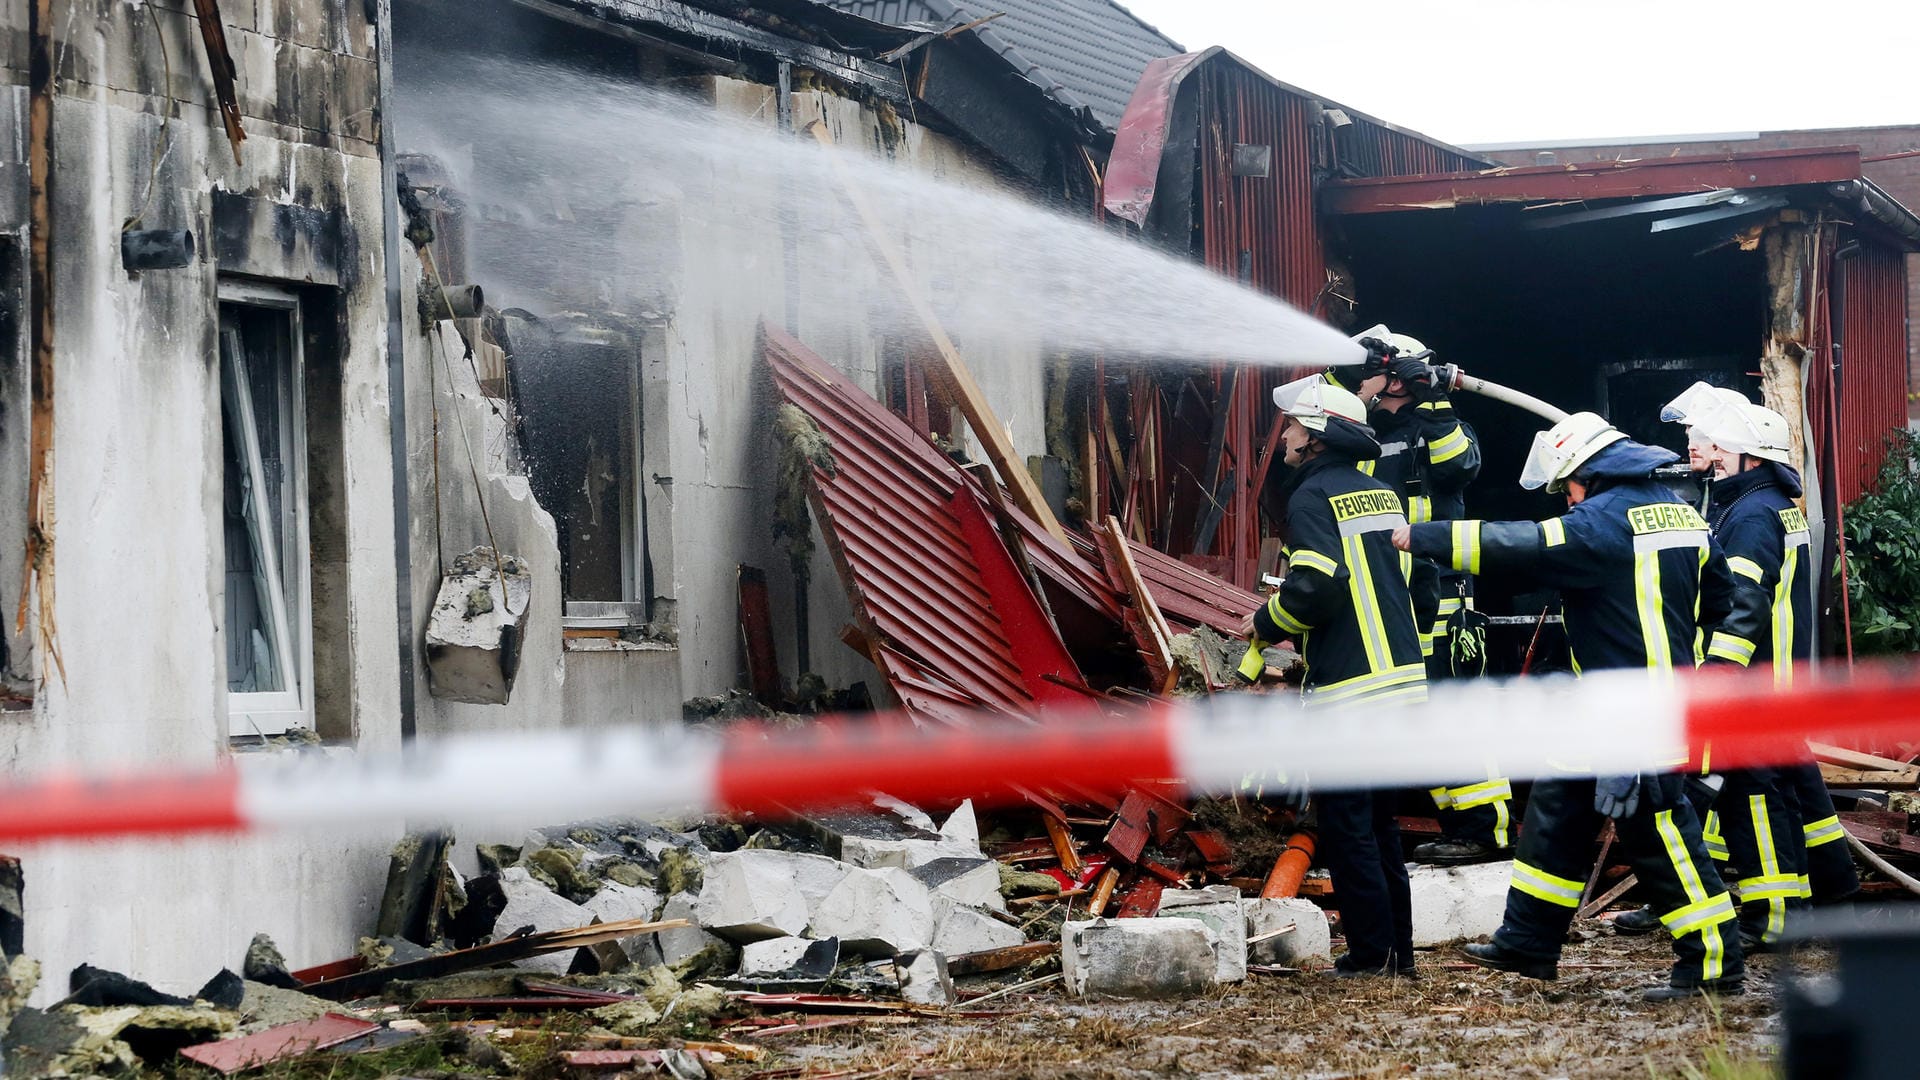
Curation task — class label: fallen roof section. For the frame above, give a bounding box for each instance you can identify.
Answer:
[764,325,1093,722]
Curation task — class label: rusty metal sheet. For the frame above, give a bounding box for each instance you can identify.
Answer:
[1324,146,1867,216]
[764,326,1089,720]
[180,1014,381,1074]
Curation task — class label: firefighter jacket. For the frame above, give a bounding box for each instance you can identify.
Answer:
[1407,442,1736,674]
[1701,462,1811,685]
[1366,399,1482,654]
[1253,454,1428,708]
[1365,400,1481,526]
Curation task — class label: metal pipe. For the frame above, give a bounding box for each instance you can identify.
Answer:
[376,0,419,742]
[1453,372,1570,423]
[426,283,484,321]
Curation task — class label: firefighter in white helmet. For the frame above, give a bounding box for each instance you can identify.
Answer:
[1245,377,1426,977]
[1392,411,1745,1000]
[1641,383,1856,950]
[1338,325,1506,867]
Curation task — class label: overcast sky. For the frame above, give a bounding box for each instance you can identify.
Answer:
[1116,0,1920,147]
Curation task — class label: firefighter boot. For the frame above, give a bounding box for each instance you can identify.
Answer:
[1462,941,1557,981]
[1612,905,1663,936]
[1643,976,1747,1002]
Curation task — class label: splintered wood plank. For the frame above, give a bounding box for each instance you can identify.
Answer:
[805,120,1065,542]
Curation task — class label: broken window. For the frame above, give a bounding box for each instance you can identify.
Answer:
[509,314,651,633]
[219,286,311,736]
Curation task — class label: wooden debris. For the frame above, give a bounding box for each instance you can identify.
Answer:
[945,941,1059,977]
[1103,792,1152,864]
[301,917,689,1001]
[188,0,246,164]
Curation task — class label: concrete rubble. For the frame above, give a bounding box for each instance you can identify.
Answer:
[894,948,956,1006]
[1245,897,1333,967]
[1155,884,1247,982]
[1062,918,1221,999]
[1409,860,1512,947]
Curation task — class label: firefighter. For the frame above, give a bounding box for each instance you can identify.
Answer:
[1391,412,1746,1000]
[1666,384,1857,942]
[1248,377,1427,977]
[1344,326,1508,866]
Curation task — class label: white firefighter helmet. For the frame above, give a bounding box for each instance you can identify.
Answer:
[1273,375,1369,432]
[1660,381,1793,465]
[1347,324,1433,363]
[1519,411,1627,492]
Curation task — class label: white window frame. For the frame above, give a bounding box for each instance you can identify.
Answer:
[219,282,312,737]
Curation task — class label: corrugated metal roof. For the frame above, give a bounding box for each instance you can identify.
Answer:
[823,0,1183,129]
[764,325,1094,722]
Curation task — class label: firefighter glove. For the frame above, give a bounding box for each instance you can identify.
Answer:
[1593,775,1641,820]
[1390,356,1444,402]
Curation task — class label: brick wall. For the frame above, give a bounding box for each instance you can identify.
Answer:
[1478,127,1920,420]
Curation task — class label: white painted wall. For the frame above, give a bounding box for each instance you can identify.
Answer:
[661,79,1056,703]
[0,0,402,1002]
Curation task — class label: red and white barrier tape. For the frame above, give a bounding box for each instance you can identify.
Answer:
[1,661,1916,844]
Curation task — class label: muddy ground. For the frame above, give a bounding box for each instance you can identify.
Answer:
[754,930,1797,1080]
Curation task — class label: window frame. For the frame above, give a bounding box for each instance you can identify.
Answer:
[560,339,648,631]
[218,282,313,737]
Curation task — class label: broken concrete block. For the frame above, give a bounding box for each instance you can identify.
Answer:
[493,867,592,974]
[694,851,848,942]
[654,893,734,977]
[809,811,974,871]
[1062,918,1219,999]
[931,899,1024,957]
[1410,860,1511,947]
[910,857,1006,912]
[424,546,532,705]
[1156,885,1247,983]
[583,882,663,925]
[1244,897,1332,967]
[894,949,955,1007]
[939,800,980,850]
[870,793,938,833]
[809,867,936,957]
[739,936,839,981]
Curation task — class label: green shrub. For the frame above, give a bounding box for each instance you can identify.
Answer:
[1841,428,1920,656]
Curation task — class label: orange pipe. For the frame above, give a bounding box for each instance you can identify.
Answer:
[1260,830,1317,899]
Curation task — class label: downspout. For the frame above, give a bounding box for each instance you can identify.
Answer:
[375,0,418,741]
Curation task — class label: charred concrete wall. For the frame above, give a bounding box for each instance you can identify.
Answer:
[0,0,399,1001]
[388,11,1059,712]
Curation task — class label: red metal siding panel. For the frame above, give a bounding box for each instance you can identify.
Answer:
[1837,244,1910,502]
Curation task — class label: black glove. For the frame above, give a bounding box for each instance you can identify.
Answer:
[1357,336,1395,377]
[1593,775,1641,820]
[1390,357,1444,403]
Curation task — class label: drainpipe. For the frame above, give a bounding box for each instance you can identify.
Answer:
[375,0,418,741]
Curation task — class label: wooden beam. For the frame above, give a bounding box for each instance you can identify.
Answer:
[805,120,1067,543]
[1809,742,1915,773]
[1095,516,1176,688]
[1820,763,1920,790]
